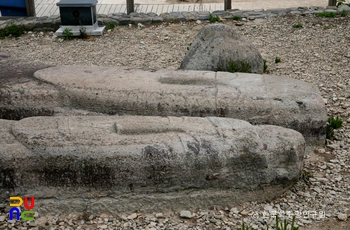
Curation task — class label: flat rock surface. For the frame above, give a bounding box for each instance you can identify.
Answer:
[0,115,305,213]
[34,65,327,145]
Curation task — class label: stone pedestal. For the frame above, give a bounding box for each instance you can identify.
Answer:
[55,0,105,36]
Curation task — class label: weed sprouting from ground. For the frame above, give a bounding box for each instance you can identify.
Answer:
[233,15,242,21]
[337,0,350,7]
[316,12,336,18]
[263,59,269,73]
[0,24,23,39]
[79,27,88,39]
[293,23,303,28]
[275,57,281,63]
[227,61,251,73]
[209,14,220,23]
[341,10,348,17]
[238,215,299,230]
[326,116,343,139]
[62,28,73,40]
[106,22,116,30]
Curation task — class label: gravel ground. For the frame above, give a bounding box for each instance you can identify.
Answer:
[1,14,350,230]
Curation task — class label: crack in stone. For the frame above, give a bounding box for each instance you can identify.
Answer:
[176,133,186,155]
[206,117,221,138]
[214,72,218,112]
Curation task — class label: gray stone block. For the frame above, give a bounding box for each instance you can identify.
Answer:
[211,10,225,15]
[290,10,302,15]
[198,15,210,20]
[118,18,131,25]
[152,16,163,23]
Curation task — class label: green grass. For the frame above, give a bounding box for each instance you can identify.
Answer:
[238,215,299,230]
[62,28,73,40]
[326,116,343,139]
[0,24,23,39]
[209,14,220,23]
[106,22,116,30]
[187,42,192,51]
[316,12,336,18]
[275,57,281,63]
[341,10,348,17]
[227,61,251,73]
[79,27,88,39]
[233,15,242,21]
[293,23,303,28]
[263,59,268,73]
[337,0,350,7]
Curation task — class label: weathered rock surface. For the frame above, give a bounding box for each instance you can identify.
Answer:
[180,24,264,73]
[0,52,57,120]
[0,116,305,213]
[33,66,327,145]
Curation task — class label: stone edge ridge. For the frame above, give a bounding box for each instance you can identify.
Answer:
[0,5,349,32]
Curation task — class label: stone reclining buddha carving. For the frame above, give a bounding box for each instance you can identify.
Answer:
[1,115,305,212]
[33,66,328,145]
[0,60,328,212]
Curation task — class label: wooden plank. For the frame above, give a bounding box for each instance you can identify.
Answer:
[224,0,232,10]
[126,0,134,14]
[328,0,337,6]
[26,0,36,16]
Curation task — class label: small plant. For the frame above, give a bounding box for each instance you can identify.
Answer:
[187,42,192,50]
[106,22,116,30]
[209,14,220,23]
[337,0,350,7]
[275,215,299,230]
[326,116,343,139]
[227,61,251,73]
[316,12,336,18]
[233,15,242,21]
[62,28,73,40]
[293,23,303,28]
[341,9,348,17]
[263,59,268,73]
[0,24,23,39]
[237,222,252,230]
[79,26,88,39]
[238,215,299,230]
[275,56,281,63]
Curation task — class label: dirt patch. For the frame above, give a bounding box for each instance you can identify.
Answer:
[0,51,52,88]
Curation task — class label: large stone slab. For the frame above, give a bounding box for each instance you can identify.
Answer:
[0,116,305,213]
[33,66,327,145]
